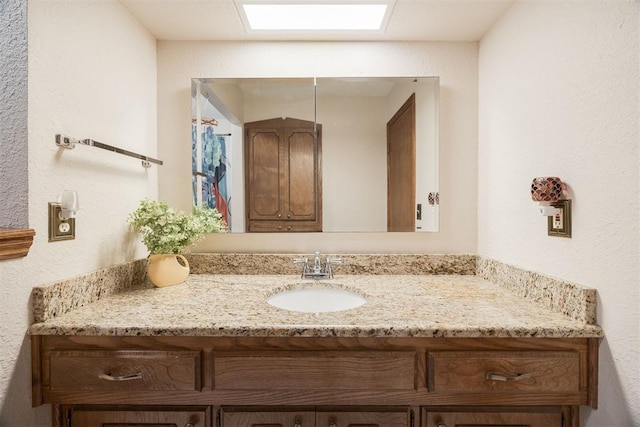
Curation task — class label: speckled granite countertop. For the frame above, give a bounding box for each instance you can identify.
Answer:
[28,274,602,338]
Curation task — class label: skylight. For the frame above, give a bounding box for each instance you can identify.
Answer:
[236,1,394,31]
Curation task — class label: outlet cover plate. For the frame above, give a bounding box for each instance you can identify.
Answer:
[48,202,76,242]
[547,200,571,238]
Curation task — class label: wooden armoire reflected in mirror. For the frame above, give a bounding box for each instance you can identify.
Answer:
[244,117,322,232]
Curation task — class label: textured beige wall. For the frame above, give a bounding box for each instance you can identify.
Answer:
[0,1,158,425]
[478,1,639,425]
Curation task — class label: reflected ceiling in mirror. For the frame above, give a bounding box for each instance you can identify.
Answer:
[191,77,439,233]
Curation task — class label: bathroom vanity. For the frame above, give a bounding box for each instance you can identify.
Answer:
[30,273,601,427]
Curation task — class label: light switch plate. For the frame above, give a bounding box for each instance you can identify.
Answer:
[48,202,76,242]
[547,200,571,238]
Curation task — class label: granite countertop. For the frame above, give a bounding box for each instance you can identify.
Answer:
[28,274,603,338]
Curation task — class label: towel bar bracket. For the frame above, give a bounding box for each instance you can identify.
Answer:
[55,134,78,150]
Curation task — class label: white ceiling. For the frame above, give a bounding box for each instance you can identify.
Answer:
[119,0,513,42]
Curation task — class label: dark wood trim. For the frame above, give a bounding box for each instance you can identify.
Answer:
[51,404,64,427]
[587,338,600,409]
[563,405,580,427]
[0,227,35,260]
[31,335,43,407]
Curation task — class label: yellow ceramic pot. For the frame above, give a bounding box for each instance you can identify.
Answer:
[147,254,190,287]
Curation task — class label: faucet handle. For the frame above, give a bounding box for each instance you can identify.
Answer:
[293,257,309,267]
[293,257,310,278]
[326,255,342,265]
[324,255,342,279]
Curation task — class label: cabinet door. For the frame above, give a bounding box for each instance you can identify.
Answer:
[422,407,563,427]
[245,125,284,222]
[70,406,210,427]
[222,408,315,427]
[316,408,410,427]
[285,126,319,223]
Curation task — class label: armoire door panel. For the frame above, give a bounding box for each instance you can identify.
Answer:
[287,128,317,219]
[247,129,283,219]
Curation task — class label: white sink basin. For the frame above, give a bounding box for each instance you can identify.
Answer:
[267,286,366,313]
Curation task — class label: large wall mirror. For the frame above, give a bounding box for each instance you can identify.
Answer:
[191,77,439,233]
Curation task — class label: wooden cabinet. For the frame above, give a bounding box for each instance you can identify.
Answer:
[31,336,598,427]
[422,407,563,427]
[61,405,211,427]
[245,117,322,232]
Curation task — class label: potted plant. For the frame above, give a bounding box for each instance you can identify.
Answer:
[128,199,226,287]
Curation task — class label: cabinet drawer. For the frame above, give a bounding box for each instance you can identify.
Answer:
[49,350,201,392]
[422,407,563,427]
[317,408,410,427]
[214,351,416,390]
[222,407,315,427]
[70,405,210,427]
[428,351,580,393]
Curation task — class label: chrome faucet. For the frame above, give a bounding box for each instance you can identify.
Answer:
[293,251,342,280]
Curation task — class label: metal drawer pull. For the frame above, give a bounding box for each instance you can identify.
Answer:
[294,422,301,427]
[98,372,143,381]
[485,372,531,382]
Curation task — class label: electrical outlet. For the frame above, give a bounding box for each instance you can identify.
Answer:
[547,200,571,238]
[48,202,75,242]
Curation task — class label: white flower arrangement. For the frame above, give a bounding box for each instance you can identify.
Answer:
[128,199,226,254]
